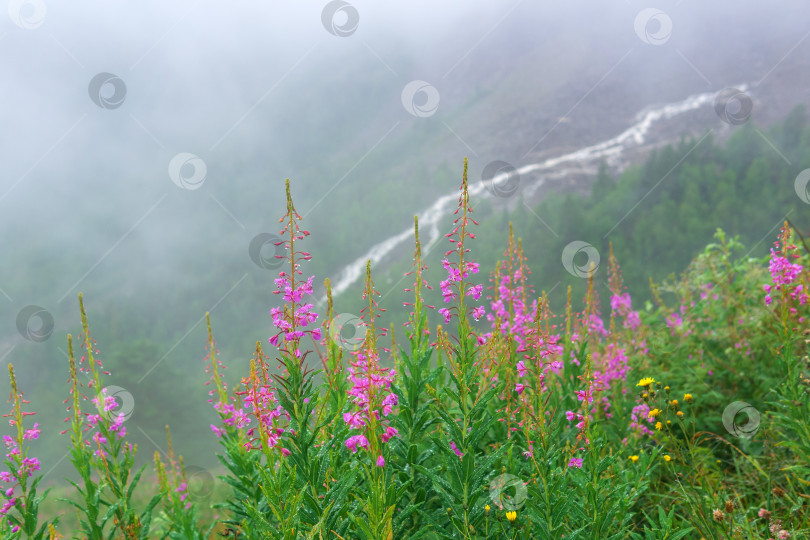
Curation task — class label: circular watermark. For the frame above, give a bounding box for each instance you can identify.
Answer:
[721,401,760,439]
[93,385,135,423]
[328,313,366,352]
[481,161,521,198]
[249,233,285,270]
[401,80,440,118]
[168,153,207,190]
[561,241,600,278]
[8,0,46,29]
[16,305,53,342]
[489,473,527,511]
[321,0,358,37]
[185,465,215,502]
[88,73,127,110]
[795,169,810,204]
[714,88,753,125]
[634,8,672,45]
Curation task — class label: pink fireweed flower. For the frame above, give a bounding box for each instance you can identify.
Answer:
[592,344,629,390]
[624,310,641,330]
[342,262,398,459]
[438,307,453,324]
[449,441,464,458]
[588,314,608,337]
[438,158,484,326]
[764,224,808,310]
[235,349,292,453]
[268,181,320,360]
[629,402,655,438]
[23,423,40,441]
[1,364,49,534]
[376,455,385,467]
[568,457,583,468]
[91,388,118,413]
[344,351,398,438]
[345,434,370,453]
[381,426,399,443]
[214,401,251,430]
[666,312,683,332]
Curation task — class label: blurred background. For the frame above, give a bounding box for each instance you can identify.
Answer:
[1,0,809,507]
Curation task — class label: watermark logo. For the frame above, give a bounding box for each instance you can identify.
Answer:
[249,233,285,270]
[93,385,135,423]
[185,465,215,501]
[721,401,760,439]
[401,80,440,118]
[88,73,127,110]
[634,8,672,45]
[321,1,359,37]
[328,313,366,351]
[714,88,753,125]
[482,161,521,198]
[794,169,810,204]
[489,473,527,511]
[8,0,46,29]
[16,305,53,342]
[168,153,207,190]
[561,241,600,278]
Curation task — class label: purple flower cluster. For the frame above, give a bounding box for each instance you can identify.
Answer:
[1,428,41,532]
[610,293,641,330]
[240,382,289,454]
[343,350,398,461]
[269,274,321,358]
[592,344,629,391]
[438,259,483,323]
[765,247,807,309]
[487,270,536,349]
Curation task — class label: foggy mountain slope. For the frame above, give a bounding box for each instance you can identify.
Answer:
[3,1,809,352]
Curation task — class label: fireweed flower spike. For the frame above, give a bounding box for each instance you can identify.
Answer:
[235,343,289,458]
[344,261,398,458]
[342,261,397,536]
[764,222,808,321]
[438,157,484,328]
[205,313,251,437]
[59,296,157,538]
[1,364,54,536]
[268,179,320,361]
[152,425,206,536]
[403,216,435,346]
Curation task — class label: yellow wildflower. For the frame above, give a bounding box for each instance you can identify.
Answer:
[648,408,662,418]
[684,393,693,402]
[629,455,639,463]
[506,511,517,523]
[676,411,684,418]
[663,455,671,462]
[637,377,655,387]
[655,421,663,430]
